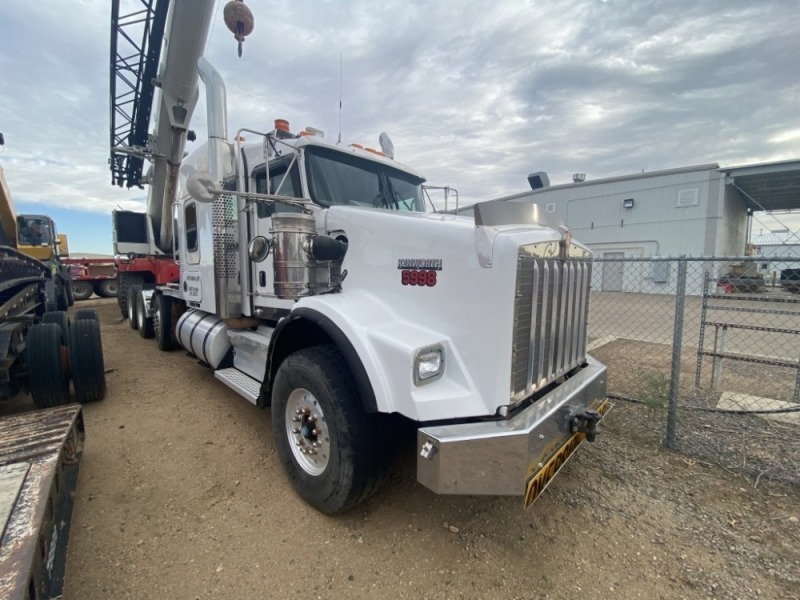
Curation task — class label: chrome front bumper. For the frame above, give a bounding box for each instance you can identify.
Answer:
[416,355,607,496]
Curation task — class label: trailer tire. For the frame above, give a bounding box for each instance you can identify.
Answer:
[41,311,70,344]
[56,284,70,312]
[26,323,71,408]
[70,318,106,403]
[136,291,154,339]
[127,285,142,330]
[272,345,392,514]
[118,274,144,317]
[66,278,75,306]
[154,294,177,351]
[74,308,98,321]
[72,280,93,301]
[94,279,119,298]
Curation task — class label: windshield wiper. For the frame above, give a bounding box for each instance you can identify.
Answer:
[371,175,395,209]
[385,177,412,211]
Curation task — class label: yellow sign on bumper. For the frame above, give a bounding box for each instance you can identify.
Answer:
[524,399,611,509]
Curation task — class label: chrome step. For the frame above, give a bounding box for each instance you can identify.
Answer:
[214,368,261,404]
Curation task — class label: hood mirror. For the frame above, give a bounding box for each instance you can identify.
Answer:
[248,236,271,262]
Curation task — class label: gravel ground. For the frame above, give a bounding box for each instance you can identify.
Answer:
[591,338,800,488]
[9,299,797,599]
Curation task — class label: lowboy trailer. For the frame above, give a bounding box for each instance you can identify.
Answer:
[0,405,84,599]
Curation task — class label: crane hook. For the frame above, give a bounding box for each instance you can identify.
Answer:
[223,0,255,57]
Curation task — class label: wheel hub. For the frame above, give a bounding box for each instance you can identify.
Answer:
[285,388,329,476]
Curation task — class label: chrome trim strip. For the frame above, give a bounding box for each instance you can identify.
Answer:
[526,260,540,391]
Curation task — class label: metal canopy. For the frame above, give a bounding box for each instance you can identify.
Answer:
[721,159,800,213]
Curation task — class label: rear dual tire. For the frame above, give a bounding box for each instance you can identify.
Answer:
[118,274,145,318]
[154,294,178,351]
[127,285,141,330]
[94,279,119,298]
[72,281,93,301]
[136,290,154,339]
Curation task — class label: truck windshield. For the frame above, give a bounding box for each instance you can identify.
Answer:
[305,146,425,211]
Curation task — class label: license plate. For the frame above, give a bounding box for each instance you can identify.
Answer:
[524,399,611,509]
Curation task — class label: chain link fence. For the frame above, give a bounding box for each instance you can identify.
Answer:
[588,256,800,488]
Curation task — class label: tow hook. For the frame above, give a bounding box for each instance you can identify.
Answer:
[571,409,602,442]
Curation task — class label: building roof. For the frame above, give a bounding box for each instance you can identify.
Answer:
[486,158,800,214]
[720,159,800,213]
[492,163,720,203]
[751,230,800,246]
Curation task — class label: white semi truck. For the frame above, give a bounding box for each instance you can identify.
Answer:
[110,0,608,514]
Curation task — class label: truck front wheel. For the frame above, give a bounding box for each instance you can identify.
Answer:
[272,345,392,514]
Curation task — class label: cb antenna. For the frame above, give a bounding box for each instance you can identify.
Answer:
[337,54,343,145]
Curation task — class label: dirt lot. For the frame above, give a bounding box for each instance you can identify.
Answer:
[11,299,799,599]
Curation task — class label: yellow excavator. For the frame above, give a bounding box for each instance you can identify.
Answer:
[0,159,74,309]
[0,139,106,406]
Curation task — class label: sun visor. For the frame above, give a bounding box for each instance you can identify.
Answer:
[472,199,564,229]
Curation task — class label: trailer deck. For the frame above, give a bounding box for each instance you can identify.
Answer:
[0,404,84,599]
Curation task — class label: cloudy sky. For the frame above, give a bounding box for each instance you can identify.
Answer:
[1,0,799,254]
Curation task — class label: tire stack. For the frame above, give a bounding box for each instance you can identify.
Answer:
[26,309,107,409]
[117,274,145,318]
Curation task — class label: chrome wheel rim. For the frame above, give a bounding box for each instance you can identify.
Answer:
[285,388,330,476]
[136,298,145,329]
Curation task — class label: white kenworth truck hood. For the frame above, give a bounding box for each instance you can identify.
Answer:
[294,206,593,423]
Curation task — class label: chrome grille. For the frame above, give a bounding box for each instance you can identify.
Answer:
[510,250,592,403]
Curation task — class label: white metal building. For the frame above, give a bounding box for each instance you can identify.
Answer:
[751,230,800,286]
[459,159,800,293]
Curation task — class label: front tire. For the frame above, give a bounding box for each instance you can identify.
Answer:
[271,345,392,514]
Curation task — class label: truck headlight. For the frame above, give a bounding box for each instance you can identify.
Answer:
[414,346,444,385]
